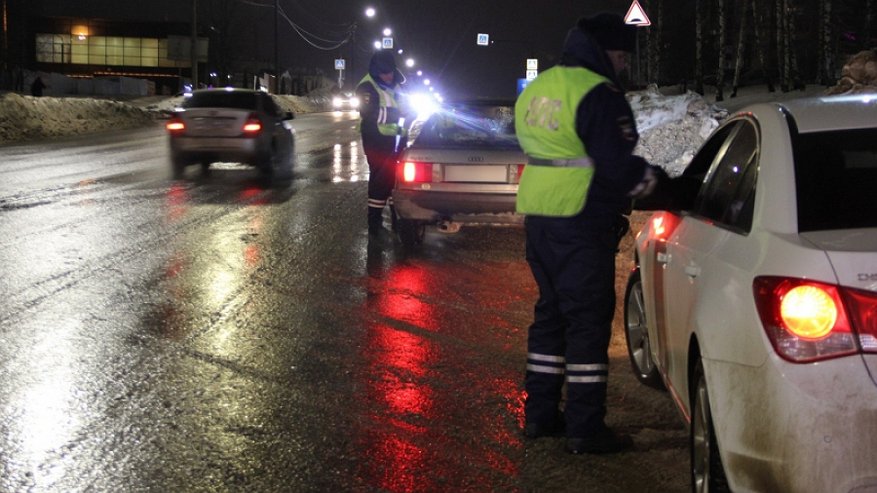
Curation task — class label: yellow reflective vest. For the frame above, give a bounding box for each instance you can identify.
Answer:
[357,74,405,137]
[514,66,607,217]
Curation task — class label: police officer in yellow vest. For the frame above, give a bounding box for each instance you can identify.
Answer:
[515,13,663,454]
[356,50,408,235]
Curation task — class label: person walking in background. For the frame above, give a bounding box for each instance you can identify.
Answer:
[31,75,46,97]
[514,13,664,454]
[356,50,408,235]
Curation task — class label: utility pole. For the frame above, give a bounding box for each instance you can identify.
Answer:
[191,0,198,88]
[274,0,279,91]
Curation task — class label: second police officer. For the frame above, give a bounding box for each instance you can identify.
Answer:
[356,50,408,235]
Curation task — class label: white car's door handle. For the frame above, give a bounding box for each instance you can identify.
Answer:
[685,264,701,278]
[656,252,671,264]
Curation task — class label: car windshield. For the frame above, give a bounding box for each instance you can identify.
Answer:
[183,91,258,110]
[413,104,519,149]
[794,128,877,231]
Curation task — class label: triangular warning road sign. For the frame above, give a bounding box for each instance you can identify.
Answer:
[624,0,652,26]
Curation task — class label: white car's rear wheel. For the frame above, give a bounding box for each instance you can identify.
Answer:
[691,359,729,493]
[623,271,663,389]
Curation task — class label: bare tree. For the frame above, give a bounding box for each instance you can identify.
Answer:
[776,0,788,91]
[788,1,803,89]
[645,0,663,85]
[731,0,750,97]
[715,0,727,101]
[695,0,705,94]
[753,0,776,91]
[819,0,834,85]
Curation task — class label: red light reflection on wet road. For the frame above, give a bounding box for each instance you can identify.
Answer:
[356,260,523,491]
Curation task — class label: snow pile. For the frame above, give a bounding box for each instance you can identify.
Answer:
[827,49,877,95]
[0,92,154,144]
[629,85,728,176]
[0,91,332,145]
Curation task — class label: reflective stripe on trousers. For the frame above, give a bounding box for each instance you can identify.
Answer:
[527,354,608,383]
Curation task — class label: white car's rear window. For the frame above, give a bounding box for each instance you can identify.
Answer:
[794,128,877,231]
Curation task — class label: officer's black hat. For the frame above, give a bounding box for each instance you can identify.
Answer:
[371,50,397,74]
[577,13,637,53]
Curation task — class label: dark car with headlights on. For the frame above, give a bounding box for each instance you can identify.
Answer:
[332,92,360,112]
[166,88,295,183]
[392,100,525,246]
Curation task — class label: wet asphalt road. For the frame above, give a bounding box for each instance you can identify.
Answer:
[0,112,688,492]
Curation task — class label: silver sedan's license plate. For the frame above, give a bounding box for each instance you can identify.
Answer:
[183,138,240,150]
[444,165,506,183]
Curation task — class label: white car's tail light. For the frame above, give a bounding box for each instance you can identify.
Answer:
[781,285,838,339]
[753,276,871,362]
[843,287,877,352]
[401,161,433,183]
[242,114,263,134]
[650,212,682,241]
[166,117,185,133]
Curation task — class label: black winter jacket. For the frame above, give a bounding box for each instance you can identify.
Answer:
[561,27,653,218]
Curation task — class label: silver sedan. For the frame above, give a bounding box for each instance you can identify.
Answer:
[166,88,295,184]
[392,100,525,246]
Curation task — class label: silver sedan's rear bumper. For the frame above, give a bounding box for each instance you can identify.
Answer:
[393,188,521,224]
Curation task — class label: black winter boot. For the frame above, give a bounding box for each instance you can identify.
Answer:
[368,207,383,234]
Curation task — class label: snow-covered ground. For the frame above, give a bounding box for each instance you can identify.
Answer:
[0,84,830,175]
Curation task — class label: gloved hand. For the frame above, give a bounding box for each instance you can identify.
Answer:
[628,166,667,199]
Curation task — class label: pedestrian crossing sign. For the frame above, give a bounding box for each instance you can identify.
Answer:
[624,0,651,26]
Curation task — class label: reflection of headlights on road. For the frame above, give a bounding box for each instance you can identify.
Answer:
[408,93,438,120]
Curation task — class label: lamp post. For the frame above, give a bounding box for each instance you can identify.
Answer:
[274,0,279,90]
[191,0,198,88]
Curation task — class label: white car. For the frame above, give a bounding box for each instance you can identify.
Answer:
[624,94,877,492]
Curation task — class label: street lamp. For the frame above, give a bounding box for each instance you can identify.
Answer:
[191,0,198,88]
[365,7,375,18]
[383,27,392,37]
[405,58,415,68]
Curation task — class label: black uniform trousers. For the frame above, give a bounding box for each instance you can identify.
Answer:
[523,211,623,439]
[366,148,397,228]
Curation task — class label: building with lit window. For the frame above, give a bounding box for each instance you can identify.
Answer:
[28,16,203,95]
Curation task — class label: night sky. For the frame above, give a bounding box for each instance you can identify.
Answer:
[27,0,633,98]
